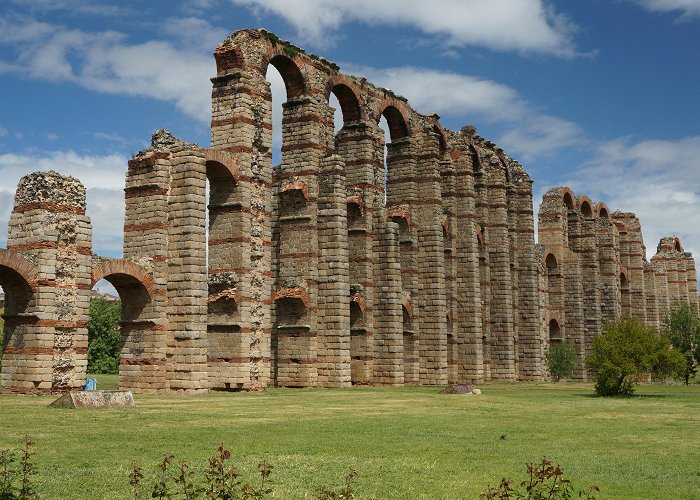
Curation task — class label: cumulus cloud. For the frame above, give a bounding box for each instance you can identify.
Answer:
[342,64,584,160]
[346,65,526,122]
[630,0,700,18]
[0,17,216,123]
[0,151,127,255]
[498,115,585,161]
[231,0,579,57]
[569,135,700,258]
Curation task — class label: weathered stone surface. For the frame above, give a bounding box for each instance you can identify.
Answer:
[48,390,135,409]
[1,29,697,394]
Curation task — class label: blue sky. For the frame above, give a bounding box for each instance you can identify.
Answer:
[0,0,699,261]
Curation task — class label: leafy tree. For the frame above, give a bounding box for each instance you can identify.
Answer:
[586,316,686,396]
[87,297,121,374]
[666,303,700,385]
[545,342,578,381]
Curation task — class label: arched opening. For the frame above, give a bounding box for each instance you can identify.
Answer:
[381,106,409,141]
[446,313,457,384]
[599,207,609,219]
[620,272,630,316]
[581,200,593,218]
[548,319,562,344]
[265,54,304,169]
[402,303,418,384]
[674,239,682,252]
[0,265,35,391]
[347,201,362,230]
[205,157,244,391]
[330,84,361,129]
[91,270,155,391]
[563,192,574,210]
[380,105,409,206]
[273,295,311,387]
[545,253,558,270]
[477,232,491,378]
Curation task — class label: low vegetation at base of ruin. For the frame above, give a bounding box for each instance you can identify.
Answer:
[544,343,577,382]
[1,382,699,498]
[586,316,687,397]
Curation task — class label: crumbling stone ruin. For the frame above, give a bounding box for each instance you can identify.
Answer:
[538,188,699,379]
[1,29,698,394]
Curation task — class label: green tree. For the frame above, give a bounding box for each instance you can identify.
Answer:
[666,303,700,385]
[586,316,686,396]
[87,297,121,374]
[545,343,578,381]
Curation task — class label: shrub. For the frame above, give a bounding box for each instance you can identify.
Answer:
[0,435,38,500]
[586,316,686,396]
[666,303,700,385]
[481,457,598,499]
[87,297,121,374]
[545,343,577,381]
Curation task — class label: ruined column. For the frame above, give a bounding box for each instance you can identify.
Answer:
[316,156,351,387]
[372,217,404,385]
[483,151,515,380]
[336,121,380,384]
[511,165,543,380]
[450,137,483,383]
[2,172,92,393]
[166,147,209,394]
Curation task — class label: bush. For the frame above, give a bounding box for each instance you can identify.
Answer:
[666,304,700,385]
[586,316,686,396]
[0,435,38,500]
[545,343,577,381]
[481,457,598,499]
[87,298,121,374]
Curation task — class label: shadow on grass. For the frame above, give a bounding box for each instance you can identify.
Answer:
[577,393,671,399]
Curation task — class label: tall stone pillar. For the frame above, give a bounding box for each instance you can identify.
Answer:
[166,147,209,394]
[316,156,351,387]
[2,172,92,393]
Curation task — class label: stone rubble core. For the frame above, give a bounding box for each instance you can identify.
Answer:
[1,29,698,394]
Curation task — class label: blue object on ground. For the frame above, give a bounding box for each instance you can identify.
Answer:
[84,378,97,391]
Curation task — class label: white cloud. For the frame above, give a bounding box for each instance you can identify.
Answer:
[631,0,700,18]
[569,135,700,259]
[0,18,215,123]
[231,0,579,57]
[343,64,584,161]
[346,65,526,122]
[160,17,229,53]
[0,151,127,255]
[498,115,585,161]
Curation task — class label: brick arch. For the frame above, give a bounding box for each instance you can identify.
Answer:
[596,202,611,219]
[375,100,411,141]
[544,252,560,269]
[265,53,307,99]
[91,259,153,296]
[0,249,39,290]
[578,195,593,217]
[561,188,576,210]
[327,77,362,123]
[205,149,240,182]
[0,250,38,315]
[432,124,449,154]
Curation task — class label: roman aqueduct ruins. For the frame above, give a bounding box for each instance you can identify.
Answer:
[1,29,697,394]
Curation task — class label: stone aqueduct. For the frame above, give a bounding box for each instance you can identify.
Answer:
[1,29,697,394]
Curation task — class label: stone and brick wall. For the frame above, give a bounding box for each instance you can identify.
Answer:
[1,29,697,393]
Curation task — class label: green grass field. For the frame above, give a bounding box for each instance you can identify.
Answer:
[1,381,699,499]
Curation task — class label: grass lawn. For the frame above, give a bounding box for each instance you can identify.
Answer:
[0,381,699,499]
